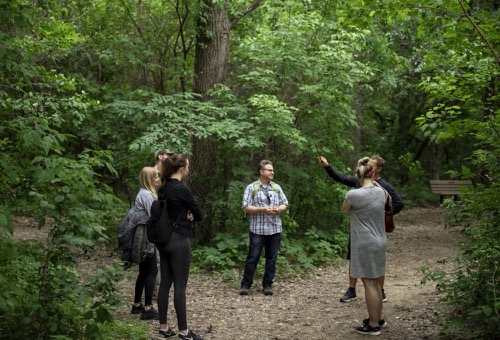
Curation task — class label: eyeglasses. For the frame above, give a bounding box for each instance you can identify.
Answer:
[262,168,274,172]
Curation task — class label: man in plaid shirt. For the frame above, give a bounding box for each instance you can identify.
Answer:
[239,160,289,296]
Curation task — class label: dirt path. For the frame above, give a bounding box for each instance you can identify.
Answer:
[112,207,460,339]
[13,206,460,339]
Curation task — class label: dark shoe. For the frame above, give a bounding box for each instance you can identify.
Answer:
[340,287,357,302]
[356,324,381,335]
[140,307,159,320]
[131,303,145,314]
[178,329,203,340]
[239,286,249,295]
[159,327,177,338]
[363,318,387,328]
[263,286,273,296]
[382,289,388,302]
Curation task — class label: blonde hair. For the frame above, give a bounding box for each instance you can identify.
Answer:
[139,166,158,200]
[356,157,375,182]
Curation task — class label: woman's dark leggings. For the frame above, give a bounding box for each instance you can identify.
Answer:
[157,232,191,330]
[134,250,158,306]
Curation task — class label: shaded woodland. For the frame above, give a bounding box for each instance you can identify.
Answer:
[0,0,498,338]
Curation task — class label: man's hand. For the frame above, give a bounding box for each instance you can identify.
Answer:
[318,156,329,167]
[262,206,275,216]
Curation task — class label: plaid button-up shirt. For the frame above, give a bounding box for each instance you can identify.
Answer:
[242,180,289,235]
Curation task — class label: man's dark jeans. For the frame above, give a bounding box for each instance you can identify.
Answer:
[241,231,281,289]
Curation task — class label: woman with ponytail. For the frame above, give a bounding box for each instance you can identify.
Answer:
[156,154,203,340]
[342,157,389,336]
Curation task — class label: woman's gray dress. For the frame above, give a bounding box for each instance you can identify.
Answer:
[345,186,387,278]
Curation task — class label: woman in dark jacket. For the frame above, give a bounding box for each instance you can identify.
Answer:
[156,154,203,340]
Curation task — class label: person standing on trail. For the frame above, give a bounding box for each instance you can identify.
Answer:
[129,167,160,320]
[157,154,203,340]
[318,154,404,303]
[154,149,173,177]
[152,148,173,298]
[342,157,389,335]
[239,160,289,296]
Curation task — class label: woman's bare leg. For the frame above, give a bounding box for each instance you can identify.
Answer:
[361,277,383,327]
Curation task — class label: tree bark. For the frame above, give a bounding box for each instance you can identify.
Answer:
[189,1,263,243]
[189,1,231,243]
[193,4,230,94]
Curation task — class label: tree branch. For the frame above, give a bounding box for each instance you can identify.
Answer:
[229,0,263,29]
[119,0,144,38]
[458,0,500,65]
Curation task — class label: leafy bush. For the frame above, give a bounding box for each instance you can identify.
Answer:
[422,185,500,339]
[97,320,149,340]
[0,84,128,338]
[191,223,348,281]
[0,235,126,339]
[398,152,437,206]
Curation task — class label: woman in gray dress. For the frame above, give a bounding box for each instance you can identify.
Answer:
[342,157,390,336]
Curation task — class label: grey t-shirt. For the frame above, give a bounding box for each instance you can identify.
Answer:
[345,186,387,278]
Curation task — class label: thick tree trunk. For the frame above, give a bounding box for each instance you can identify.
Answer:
[189,2,231,243]
[193,5,230,93]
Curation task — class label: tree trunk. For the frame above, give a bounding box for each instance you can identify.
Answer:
[193,4,230,93]
[189,2,231,243]
[430,142,444,179]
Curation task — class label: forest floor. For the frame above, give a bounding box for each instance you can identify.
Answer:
[14,206,461,339]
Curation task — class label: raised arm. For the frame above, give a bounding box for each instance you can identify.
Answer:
[318,156,359,188]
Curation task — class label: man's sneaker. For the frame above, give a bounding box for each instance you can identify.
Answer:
[178,329,203,340]
[131,304,144,314]
[356,324,381,335]
[382,289,388,302]
[340,287,357,302]
[263,286,273,296]
[239,286,249,295]
[363,318,387,328]
[159,327,177,338]
[140,307,159,320]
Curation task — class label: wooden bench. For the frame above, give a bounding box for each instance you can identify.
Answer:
[429,179,473,202]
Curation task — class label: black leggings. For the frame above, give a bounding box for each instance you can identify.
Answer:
[134,250,158,306]
[157,232,191,329]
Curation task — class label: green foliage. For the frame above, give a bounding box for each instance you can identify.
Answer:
[192,231,249,277]
[411,2,499,337]
[398,152,436,205]
[192,224,348,281]
[0,7,127,334]
[1,0,499,337]
[422,193,500,338]
[419,79,499,339]
[0,235,126,338]
[97,319,149,340]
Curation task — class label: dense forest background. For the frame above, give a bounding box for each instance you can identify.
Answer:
[0,0,498,338]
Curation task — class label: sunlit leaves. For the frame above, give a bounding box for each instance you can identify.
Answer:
[248,94,306,147]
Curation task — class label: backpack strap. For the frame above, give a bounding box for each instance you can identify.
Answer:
[252,181,279,197]
[270,182,279,195]
[252,181,259,197]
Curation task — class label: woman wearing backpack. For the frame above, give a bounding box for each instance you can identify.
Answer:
[129,166,160,320]
[157,154,203,340]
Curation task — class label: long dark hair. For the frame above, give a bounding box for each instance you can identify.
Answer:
[159,153,189,188]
